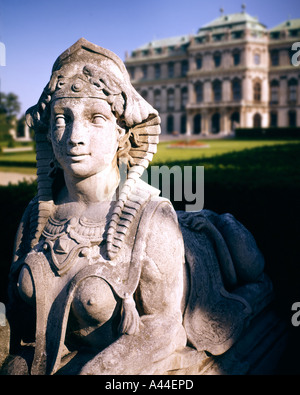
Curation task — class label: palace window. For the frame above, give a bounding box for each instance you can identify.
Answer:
[168,62,174,78]
[230,112,240,131]
[167,114,174,134]
[181,87,188,109]
[232,78,242,101]
[270,32,280,39]
[213,79,222,102]
[288,78,298,103]
[270,111,278,127]
[270,80,279,104]
[253,81,261,102]
[196,55,202,69]
[232,31,243,39]
[270,50,279,66]
[254,53,261,65]
[181,60,189,77]
[288,110,297,127]
[154,64,161,79]
[180,114,187,134]
[195,82,203,103]
[211,113,220,134]
[193,114,202,134]
[253,113,262,128]
[141,90,148,100]
[195,36,204,44]
[167,88,175,110]
[154,89,161,110]
[128,67,135,80]
[142,65,148,79]
[213,52,222,68]
[213,34,223,42]
[232,49,241,66]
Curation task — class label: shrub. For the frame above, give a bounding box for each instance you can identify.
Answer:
[235,127,300,139]
[0,181,37,303]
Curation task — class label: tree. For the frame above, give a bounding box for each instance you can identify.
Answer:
[0,92,21,122]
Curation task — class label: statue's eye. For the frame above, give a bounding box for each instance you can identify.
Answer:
[92,114,106,125]
[55,115,66,127]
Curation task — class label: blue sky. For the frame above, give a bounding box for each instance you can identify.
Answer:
[1,0,300,115]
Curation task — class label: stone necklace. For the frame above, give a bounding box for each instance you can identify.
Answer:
[41,215,107,276]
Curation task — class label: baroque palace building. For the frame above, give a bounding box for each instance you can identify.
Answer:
[125,9,300,135]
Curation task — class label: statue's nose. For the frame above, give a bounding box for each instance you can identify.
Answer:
[68,121,87,146]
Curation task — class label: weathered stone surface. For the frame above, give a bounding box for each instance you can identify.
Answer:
[0,320,9,369]
[3,38,280,375]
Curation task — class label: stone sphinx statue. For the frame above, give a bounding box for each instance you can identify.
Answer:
[5,38,273,375]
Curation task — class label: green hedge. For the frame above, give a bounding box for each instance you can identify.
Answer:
[235,127,300,139]
[0,181,37,303]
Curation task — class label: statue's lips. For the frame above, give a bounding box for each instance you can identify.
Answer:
[67,153,90,161]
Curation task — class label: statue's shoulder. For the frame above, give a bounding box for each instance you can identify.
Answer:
[134,178,179,230]
[134,180,184,269]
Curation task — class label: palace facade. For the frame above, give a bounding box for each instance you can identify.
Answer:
[125,10,300,135]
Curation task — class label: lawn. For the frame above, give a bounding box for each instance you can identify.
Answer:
[0,150,36,165]
[152,138,300,164]
[0,138,299,171]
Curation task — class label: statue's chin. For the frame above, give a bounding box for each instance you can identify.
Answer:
[61,155,116,180]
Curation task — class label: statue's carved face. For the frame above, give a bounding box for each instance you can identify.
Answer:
[50,97,119,178]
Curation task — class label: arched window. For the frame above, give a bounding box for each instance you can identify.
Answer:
[193,114,201,134]
[167,88,175,110]
[253,113,262,128]
[270,111,278,127]
[232,78,242,101]
[194,82,203,103]
[181,87,188,109]
[288,78,298,103]
[180,114,187,134]
[154,89,161,110]
[167,114,174,134]
[288,110,297,127]
[211,113,220,134]
[141,90,148,100]
[270,80,279,104]
[213,51,222,68]
[253,81,261,102]
[213,79,222,102]
[230,112,240,131]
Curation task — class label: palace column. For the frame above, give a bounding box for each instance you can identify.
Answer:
[202,110,209,135]
[204,79,211,103]
[186,113,193,136]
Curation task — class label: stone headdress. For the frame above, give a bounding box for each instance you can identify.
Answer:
[26,38,160,259]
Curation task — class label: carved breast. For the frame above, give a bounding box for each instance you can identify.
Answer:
[71,276,120,327]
